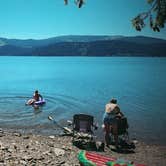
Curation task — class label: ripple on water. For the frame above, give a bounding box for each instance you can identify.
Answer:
[0,93,86,134]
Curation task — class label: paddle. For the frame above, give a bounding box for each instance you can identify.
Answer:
[48,116,72,133]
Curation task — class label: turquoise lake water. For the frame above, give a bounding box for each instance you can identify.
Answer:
[0,56,166,145]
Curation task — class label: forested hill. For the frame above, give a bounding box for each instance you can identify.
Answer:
[0,35,166,56]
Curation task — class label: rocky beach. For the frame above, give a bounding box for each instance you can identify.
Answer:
[0,129,165,166]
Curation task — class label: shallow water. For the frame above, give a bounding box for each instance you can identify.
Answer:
[0,56,166,145]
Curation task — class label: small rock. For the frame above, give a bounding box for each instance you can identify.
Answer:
[59,160,65,165]
[14,146,17,150]
[0,133,4,137]
[20,160,27,165]
[42,150,50,155]
[63,163,71,166]
[48,143,54,147]
[13,133,21,137]
[132,140,138,144]
[34,156,45,160]
[62,145,72,151]
[0,159,4,163]
[0,129,4,134]
[49,135,55,139]
[35,141,39,144]
[1,146,9,151]
[22,155,33,161]
[14,161,19,165]
[23,136,30,139]
[52,148,65,156]
[56,160,66,166]
[7,148,13,153]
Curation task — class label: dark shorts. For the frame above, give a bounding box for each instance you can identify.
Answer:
[103,113,117,126]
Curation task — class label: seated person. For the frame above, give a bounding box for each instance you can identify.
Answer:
[103,98,123,148]
[26,90,43,105]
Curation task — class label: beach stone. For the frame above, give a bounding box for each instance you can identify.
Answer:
[20,160,27,165]
[63,163,71,166]
[7,148,13,153]
[52,148,65,156]
[22,155,33,161]
[0,133,4,137]
[14,161,19,165]
[56,160,66,166]
[34,156,45,161]
[43,160,52,165]
[62,145,72,151]
[1,146,9,151]
[42,150,50,155]
[35,141,39,145]
[11,143,17,150]
[13,133,21,137]
[0,130,4,137]
[23,136,30,139]
[49,135,55,139]
[132,138,138,144]
[0,159,4,163]
[48,143,54,147]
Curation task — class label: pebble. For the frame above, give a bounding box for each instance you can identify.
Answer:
[13,133,21,137]
[49,135,55,139]
[52,148,65,156]
[23,136,30,139]
[20,160,27,165]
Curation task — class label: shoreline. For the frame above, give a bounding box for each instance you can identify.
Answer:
[1,126,165,146]
[0,130,165,166]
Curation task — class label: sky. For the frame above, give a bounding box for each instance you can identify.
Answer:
[0,0,166,40]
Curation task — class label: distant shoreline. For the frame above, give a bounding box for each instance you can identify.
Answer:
[0,35,166,57]
[0,55,166,57]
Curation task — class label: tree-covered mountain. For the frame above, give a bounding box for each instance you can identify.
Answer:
[0,35,166,56]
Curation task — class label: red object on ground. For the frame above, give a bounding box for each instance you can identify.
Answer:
[86,151,116,165]
[78,151,146,166]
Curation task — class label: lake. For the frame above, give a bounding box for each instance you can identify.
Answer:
[0,56,166,145]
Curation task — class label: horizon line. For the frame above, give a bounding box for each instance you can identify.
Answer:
[0,34,166,41]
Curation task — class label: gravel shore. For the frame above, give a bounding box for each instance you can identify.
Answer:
[0,130,165,166]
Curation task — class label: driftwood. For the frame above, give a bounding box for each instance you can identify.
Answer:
[63,127,72,133]
[62,127,93,139]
